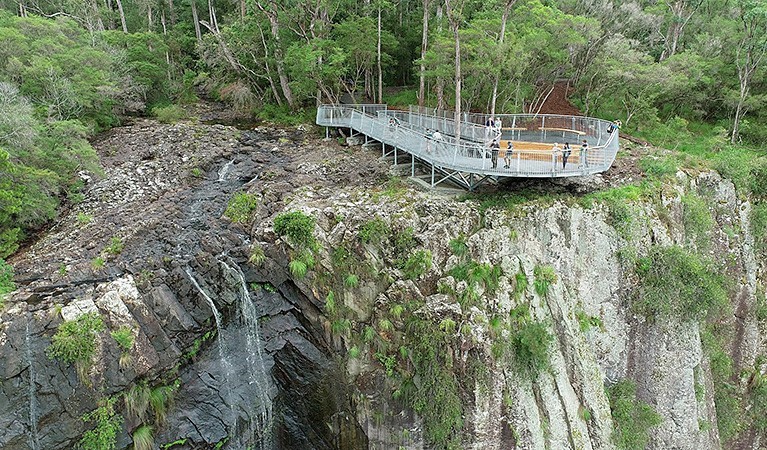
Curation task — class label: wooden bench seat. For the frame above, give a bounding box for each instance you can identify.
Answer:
[540,127,586,136]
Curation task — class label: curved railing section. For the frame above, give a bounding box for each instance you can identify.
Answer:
[316,104,619,178]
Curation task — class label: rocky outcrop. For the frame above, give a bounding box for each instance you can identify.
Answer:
[1,108,764,449]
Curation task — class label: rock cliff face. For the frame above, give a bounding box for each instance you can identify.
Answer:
[0,111,764,449]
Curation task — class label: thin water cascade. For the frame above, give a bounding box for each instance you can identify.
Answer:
[185,264,273,449]
[219,258,274,449]
[25,313,40,450]
[218,159,235,181]
[184,268,238,425]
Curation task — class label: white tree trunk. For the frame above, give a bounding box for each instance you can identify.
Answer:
[377,7,383,104]
[115,0,127,32]
[418,0,429,107]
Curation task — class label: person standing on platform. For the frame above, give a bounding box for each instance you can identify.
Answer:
[491,139,500,169]
[580,139,589,168]
[504,141,513,169]
[552,143,562,171]
[562,142,571,169]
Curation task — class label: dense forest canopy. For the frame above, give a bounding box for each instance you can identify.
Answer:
[0,0,765,261]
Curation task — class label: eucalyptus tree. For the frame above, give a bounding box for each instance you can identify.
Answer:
[731,0,767,143]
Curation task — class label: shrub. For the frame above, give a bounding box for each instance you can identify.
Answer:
[510,320,554,378]
[359,218,390,244]
[607,380,662,450]
[639,155,678,179]
[273,211,316,249]
[224,192,258,224]
[533,265,557,297]
[448,235,468,258]
[514,270,528,300]
[47,312,104,382]
[325,291,336,315]
[0,258,14,299]
[91,257,105,270]
[78,397,123,450]
[151,105,186,123]
[634,246,728,321]
[402,250,432,280]
[132,425,154,450]
[104,237,124,256]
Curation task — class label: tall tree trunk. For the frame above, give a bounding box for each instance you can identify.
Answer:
[147,5,153,31]
[115,0,127,32]
[192,0,202,44]
[377,7,383,104]
[240,0,246,21]
[257,1,296,108]
[490,0,515,118]
[444,0,462,141]
[418,0,429,106]
[258,24,284,106]
[167,0,175,25]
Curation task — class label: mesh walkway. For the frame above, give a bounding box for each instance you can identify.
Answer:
[316,104,619,190]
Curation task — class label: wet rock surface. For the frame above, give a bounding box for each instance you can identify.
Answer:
[1,103,765,450]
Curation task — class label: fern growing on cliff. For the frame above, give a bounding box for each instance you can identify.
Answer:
[78,397,123,450]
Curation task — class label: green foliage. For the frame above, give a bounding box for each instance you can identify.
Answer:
[273,211,317,249]
[110,326,133,351]
[160,438,188,449]
[448,235,469,257]
[324,291,336,315]
[248,244,266,266]
[402,250,432,280]
[514,270,528,300]
[77,213,93,224]
[344,274,359,288]
[582,185,648,240]
[375,352,397,377]
[634,246,728,321]
[104,237,124,256]
[289,260,308,279]
[0,258,14,301]
[359,218,390,245]
[533,265,557,297]
[510,320,554,379]
[752,203,767,252]
[639,155,678,179]
[393,227,417,257]
[681,193,712,248]
[575,310,603,332]
[124,383,151,422]
[405,319,463,448]
[149,383,177,425]
[607,380,662,450]
[47,312,104,381]
[132,425,154,450]
[224,192,258,224]
[348,345,361,359]
[78,397,123,450]
[91,257,105,270]
[256,104,315,126]
[448,259,503,306]
[151,105,185,123]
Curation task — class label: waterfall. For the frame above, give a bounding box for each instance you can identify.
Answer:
[220,258,274,449]
[184,268,237,424]
[185,264,273,449]
[25,313,40,450]
[218,159,235,181]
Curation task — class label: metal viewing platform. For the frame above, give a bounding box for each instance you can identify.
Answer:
[316,104,619,190]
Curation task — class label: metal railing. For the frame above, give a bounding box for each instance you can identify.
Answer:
[316,104,619,178]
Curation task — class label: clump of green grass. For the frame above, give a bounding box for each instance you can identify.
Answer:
[248,244,266,266]
[111,326,134,368]
[533,265,557,297]
[358,217,390,245]
[224,192,258,224]
[132,425,154,450]
[47,312,105,383]
[607,380,662,450]
[104,237,123,255]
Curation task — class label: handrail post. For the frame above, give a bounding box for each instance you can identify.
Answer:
[516,152,520,173]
